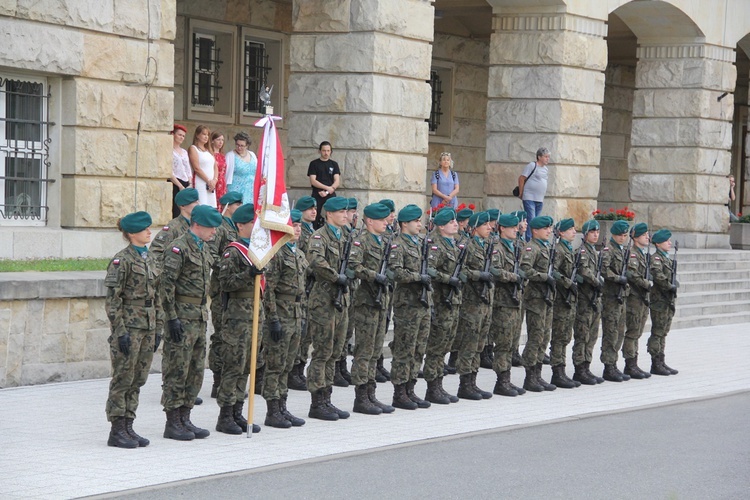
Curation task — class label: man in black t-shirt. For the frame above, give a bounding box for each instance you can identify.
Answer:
[307,141,341,229]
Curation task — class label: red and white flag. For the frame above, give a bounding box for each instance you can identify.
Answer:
[247,115,294,268]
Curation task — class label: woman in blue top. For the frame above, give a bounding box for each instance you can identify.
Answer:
[431,152,459,209]
[225,132,258,206]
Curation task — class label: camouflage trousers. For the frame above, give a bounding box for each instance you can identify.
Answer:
[550,299,576,367]
[455,297,490,375]
[295,301,311,366]
[340,299,356,361]
[522,298,552,367]
[572,297,601,366]
[106,327,155,421]
[491,305,521,374]
[600,296,626,365]
[351,304,387,386]
[623,294,649,360]
[262,302,302,401]
[161,319,206,411]
[306,306,347,393]
[424,298,459,382]
[648,305,674,357]
[208,293,224,375]
[391,303,430,385]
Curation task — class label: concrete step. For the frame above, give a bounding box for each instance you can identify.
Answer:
[677,270,750,283]
[680,279,750,293]
[676,299,750,318]
[678,250,750,262]
[670,311,750,329]
[677,289,750,305]
[677,260,750,271]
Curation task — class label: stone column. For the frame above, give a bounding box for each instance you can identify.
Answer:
[286,0,433,209]
[484,11,607,224]
[629,44,736,248]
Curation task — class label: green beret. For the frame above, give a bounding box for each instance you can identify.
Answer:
[295,196,316,211]
[174,188,199,206]
[530,215,553,229]
[433,208,456,226]
[456,209,473,222]
[557,218,575,232]
[487,208,501,222]
[219,191,242,206]
[610,220,630,235]
[191,205,222,228]
[378,199,396,213]
[347,197,358,210]
[398,204,422,222]
[363,203,390,220]
[323,197,348,212]
[120,211,152,233]
[632,222,648,238]
[468,211,490,228]
[498,213,519,228]
[582,219,600,233]
[514,210,527,221]
[290,209,302,223]
[232,203,255,224]
[651,229,672,244]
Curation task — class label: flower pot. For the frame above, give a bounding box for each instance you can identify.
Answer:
[729,223,750,250]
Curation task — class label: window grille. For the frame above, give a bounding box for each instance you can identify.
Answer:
[192,33,223,108]
[243,40,271,113]
[427,70,443,133]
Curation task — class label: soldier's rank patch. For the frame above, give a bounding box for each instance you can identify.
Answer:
[113,259,120,265]
[171,247,181,254]
[353,241,361,246]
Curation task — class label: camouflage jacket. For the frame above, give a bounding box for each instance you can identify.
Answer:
[554,240,577,305]
[307,224,350,310]
[388,232,432,309]
[427,235,463,307]
[520,238,554,302]
[460,236,494,303]
[161,232,213,322]
[601,238,630,299]
[218,240,262,320]
[492,238,521,308]
[298,221,315,255]
[626,245,651,301]
[349,230,389,310]
[264,243,307,322]
[208,216,238,297]
[650,249,676,311]
[105,245,163,336]
[149,215,190,264]
[576,241,601,305]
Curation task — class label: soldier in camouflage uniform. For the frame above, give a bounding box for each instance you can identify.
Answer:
[424,208,462,404]
[388,204,432,410]
[375,198,397,383]
[261,209,307,428]
[571,220,605,385]
[104,211,162,449]
[520,215,557,392]
[213,203,264,435]
[648,229,679,376]
[446,207,474,374]
[305,196,352,421]
[478,208,501,370]
[347,203,395,415]
[207,191,242,399]
[161,205,222,441]
[622,222,653,380]
[489,213,526,396]
[511,211,528,368]
[600,220,632,382]
[335,197,360,387]
[149,188,199,260]
[289,196,317,391]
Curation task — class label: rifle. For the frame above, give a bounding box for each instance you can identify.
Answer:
[511,239,524,306]
[374,232,394,308]
[590,244,604,311]
[565,241,583,307]
[544,229,559,306]
[616,236,632,304]
[643,238,652,306]
[480,210,502,304]
[419,234,433,307]
[333,214,358,312]
[445,242,469,308]
[670,240,679,311]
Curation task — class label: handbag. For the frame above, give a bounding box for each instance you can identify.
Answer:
[513,164,537,197]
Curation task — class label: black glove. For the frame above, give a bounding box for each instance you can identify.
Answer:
[154,333,162,352]
[545,274,556,288]
[615,275,628,285]
[669,284,677,293]
[419,274,431,286]
[478,271,494,283]
[118,332,131,356]
[249,266,264,276]
[269,318,283,342]
[167,318,184,343]
[374,273,388,285]
[569,282,578,295]
[448,276,462,289]
[335,273,349,286]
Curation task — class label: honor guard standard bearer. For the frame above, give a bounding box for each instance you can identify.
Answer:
[305,196,352,421]
[261,209,307,428]
[622,222,653,380]
[571,220,605,385]
[104,211,162,449]
[388,204,432,410]
[348,203,395,415]
[160,205,222,441]
[446,206,474,374]
[600,220,632,382]
[520,215,557,393]
[648,229,680,376]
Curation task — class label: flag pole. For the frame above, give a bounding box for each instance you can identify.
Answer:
[246,273,262,438]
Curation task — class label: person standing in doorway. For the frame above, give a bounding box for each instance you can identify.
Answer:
[431,152,460,209]
[517,148,550,241]
[307,141,341,229]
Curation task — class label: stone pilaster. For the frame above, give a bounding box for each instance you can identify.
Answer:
[629,43,736,248]
[287,0,434,209]
[484,12,607,224]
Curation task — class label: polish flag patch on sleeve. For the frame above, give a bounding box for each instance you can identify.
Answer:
[171,247,181,254]
[391,244,398,249]
[224,252,231,258]
[353,241,361,246]
[655,256,661,261]
[112,259,120,265]
[313,235,321,239]
[163,226,169,231]
[525,247,532,251]
[431,246,438,250]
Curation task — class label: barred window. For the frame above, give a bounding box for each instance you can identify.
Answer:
[243,40,271,114]
[427,70,443,133]
[0,76,51,225]
[192,32,223,109]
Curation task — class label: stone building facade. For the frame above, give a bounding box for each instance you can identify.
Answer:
[1,0,750,254]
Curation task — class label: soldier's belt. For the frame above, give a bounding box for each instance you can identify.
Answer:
[122,299,154,307]
[175,294,207,305]
[228,291,254,299]
[276,292,302,303]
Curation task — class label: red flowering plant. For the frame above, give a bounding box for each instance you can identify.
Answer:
[737,213,750,223]
[592,206,635,221]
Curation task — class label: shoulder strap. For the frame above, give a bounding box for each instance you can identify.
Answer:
[527,164,537,180]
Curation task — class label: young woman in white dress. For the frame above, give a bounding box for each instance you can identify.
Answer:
[188,125,218,208]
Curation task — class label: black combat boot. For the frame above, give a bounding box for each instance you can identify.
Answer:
[163,409,194,441]
[180,406,210,438]
[446,351,458,375]
[523,365,544,393]
[438,376,459,402]
[211,371,221,398]
[650,355,671,376]
[585,362,605,384]
[603,364,624,382]
[216,405,243,435]
[353,384,382,415]
[636,356,651,378]
[493,370,518,397]
[457,373,483,400]
[327,387,351,419]
[480,344,494,369]
[573,364,597,386]
[333,360,349,387]
[309,389,339,421]
[543,353,551,365]
[280,394,305,427]
[661,354,678,375]
[124,417,149,447]
[508,370,526,395]
[615,364,630,381]
[231,401,258,433]
[536,363,557,391]
[406,379,431,408]
[425,379,451,405]
[265,399,292,429]
[194,397,203,405]
[340,358,352,384]
[550,365,577,389]
[392,383,418,410]
[511,349,522,367]
[108,417,139,448]
[368,381,395,413]
[288,362,307,391]
[471,372,493,399]
[624,357,647,379]
[376,355,391,382]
